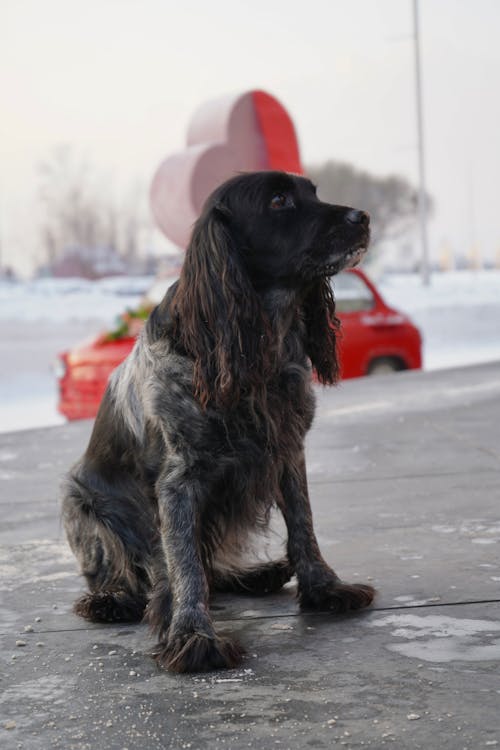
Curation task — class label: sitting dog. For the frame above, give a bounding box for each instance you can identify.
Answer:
[62,171,374,672]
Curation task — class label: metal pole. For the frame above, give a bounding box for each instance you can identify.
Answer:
[413,0,430,285]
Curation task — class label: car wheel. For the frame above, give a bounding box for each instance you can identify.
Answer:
[367,357,404,376]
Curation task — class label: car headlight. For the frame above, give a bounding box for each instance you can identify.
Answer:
[53,357,67,379]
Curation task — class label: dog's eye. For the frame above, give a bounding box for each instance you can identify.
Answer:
[270,193,294,210]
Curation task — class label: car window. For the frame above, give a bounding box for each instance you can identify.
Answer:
[331,273,375,312]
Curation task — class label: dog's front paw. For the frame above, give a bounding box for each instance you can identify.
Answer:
[152,632,245,673]
[299,580,375,614]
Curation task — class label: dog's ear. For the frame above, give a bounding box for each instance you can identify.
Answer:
[169,204,272,410]
[302,278,340,385]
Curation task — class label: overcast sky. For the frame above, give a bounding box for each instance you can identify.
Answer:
[1,0,500,275]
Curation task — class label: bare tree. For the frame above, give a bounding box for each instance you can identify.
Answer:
[38,146,101,259]
[37,145,148,273]
[306,160,433,251]
[119,183,143,268]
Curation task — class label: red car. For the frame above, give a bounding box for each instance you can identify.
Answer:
[334,269,421,378]
[56,269,421,420]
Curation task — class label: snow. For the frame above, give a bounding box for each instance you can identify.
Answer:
[378,270,500,371]
[0,275,154,323]
[0,270,499,434]
[379,269,500,309]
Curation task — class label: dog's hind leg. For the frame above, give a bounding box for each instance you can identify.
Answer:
[73,589,147,623]
[62,470,152,624]
[211,559,293,595]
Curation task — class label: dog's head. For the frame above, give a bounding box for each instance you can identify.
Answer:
[206,171,370,288]
[168,171,370,410]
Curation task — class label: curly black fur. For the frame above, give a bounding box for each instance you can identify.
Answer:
[62,171,374,673]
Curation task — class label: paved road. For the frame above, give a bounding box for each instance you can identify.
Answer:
[1,362,499,749]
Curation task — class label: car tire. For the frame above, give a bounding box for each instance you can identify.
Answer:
[367,357,404,376]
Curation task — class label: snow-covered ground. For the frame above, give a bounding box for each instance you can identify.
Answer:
[0,275,153,323]
[379,270,500,371]
[1,270,499,434]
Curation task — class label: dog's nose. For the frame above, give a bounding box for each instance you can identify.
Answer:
[345,209,369,227]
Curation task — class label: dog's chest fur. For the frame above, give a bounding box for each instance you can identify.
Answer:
[103,319,314,522]
[151,329,314,468]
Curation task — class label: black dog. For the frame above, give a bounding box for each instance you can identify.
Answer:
[62,171,374,673]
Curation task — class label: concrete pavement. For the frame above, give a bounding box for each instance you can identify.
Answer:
[1,362,499,749]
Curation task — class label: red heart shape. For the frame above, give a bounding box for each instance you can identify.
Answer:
[150,90,303,248]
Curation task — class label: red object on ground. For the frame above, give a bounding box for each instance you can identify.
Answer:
[150,90,302,248]
[333,269,422,380]
[57,338,135,421]
[56,269,422,421]
[252,90,302,173]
